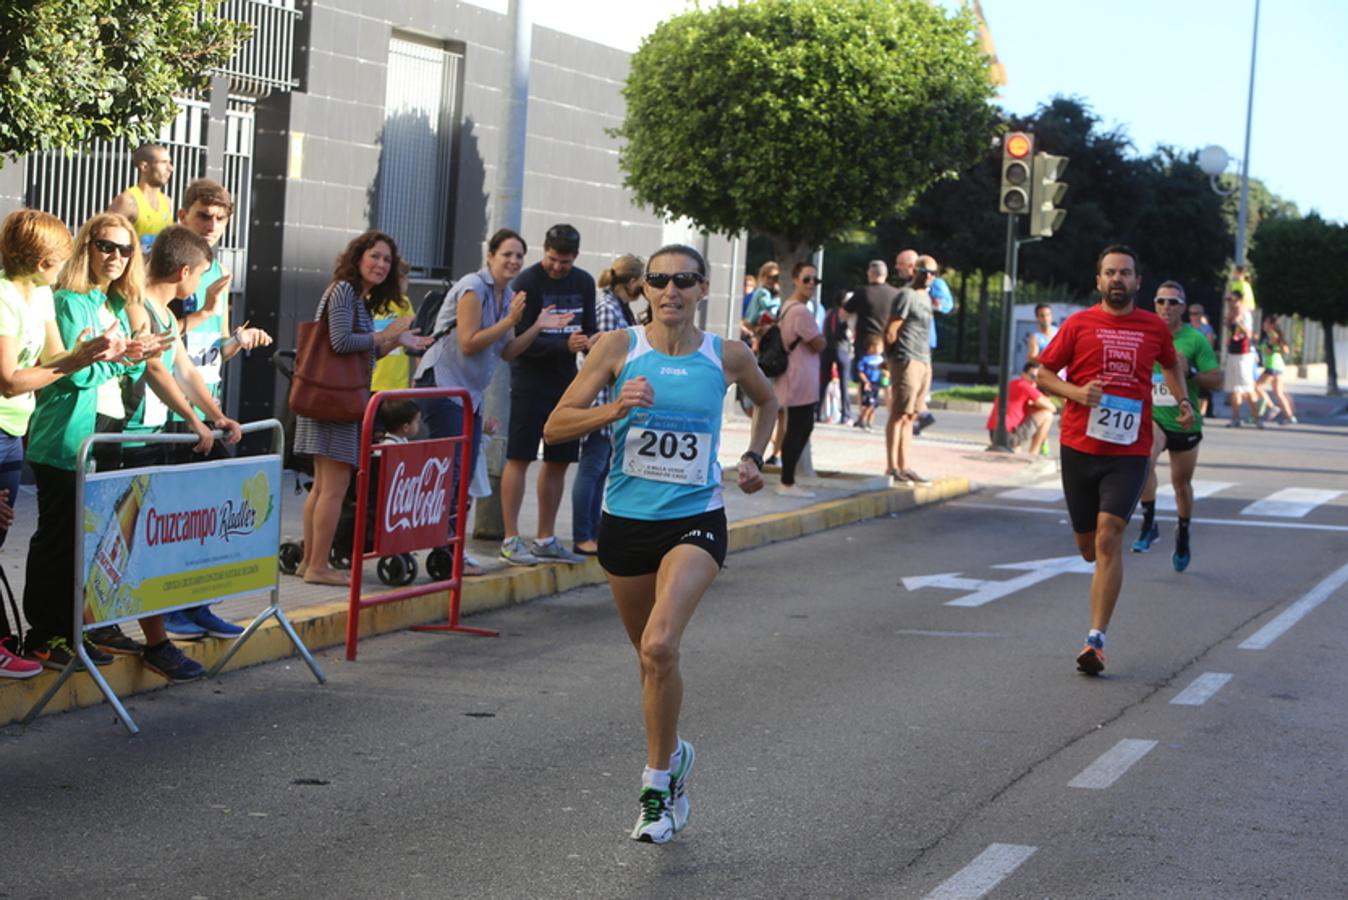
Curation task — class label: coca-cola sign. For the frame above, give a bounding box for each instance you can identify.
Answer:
[374,438,462,555]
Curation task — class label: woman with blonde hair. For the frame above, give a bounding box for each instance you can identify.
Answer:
[0,210,123,677]
[571,253,642,555]
[23,212,166,671]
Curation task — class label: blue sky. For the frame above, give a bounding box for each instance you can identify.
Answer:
[472,0,1346,223]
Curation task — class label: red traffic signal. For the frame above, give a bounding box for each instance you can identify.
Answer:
[999,132,1034,214]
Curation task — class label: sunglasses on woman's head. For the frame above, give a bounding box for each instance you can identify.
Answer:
[644,272,705,290]
[92,238,134,258]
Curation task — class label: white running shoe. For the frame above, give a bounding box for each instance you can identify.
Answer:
[630,787,676,844]
[775,483,816,498]
[670,739,696,833]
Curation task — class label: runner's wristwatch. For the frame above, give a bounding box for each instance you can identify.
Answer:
[741,450,764,471]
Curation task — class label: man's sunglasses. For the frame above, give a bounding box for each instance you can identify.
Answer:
[92,238,134,258]
[644,272,705,290]
[1155,297,1185,306]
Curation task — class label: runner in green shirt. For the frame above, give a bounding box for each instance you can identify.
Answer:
[1132,281,1222,571]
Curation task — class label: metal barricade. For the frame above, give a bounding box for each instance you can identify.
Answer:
[345,389,497,661]
[22,420,323,735]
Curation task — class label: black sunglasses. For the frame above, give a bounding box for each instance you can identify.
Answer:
[92,238,134,258]
[1155,297,1185,306]
[916,267,937,276]
[801,275,821,284]
[644,271,705,290]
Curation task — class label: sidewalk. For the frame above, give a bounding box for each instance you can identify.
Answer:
[1,411,1053,727]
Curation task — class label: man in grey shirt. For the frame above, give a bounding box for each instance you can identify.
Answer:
[884,254,937,485]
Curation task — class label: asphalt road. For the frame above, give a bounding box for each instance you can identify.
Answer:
[3,412,1345,899]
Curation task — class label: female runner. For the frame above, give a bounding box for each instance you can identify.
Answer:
[544,243,777,843]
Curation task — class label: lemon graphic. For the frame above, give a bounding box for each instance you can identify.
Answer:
[242,471,273,526]
[84,507,100,534]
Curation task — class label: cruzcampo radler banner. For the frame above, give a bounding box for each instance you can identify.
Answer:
[82,457,281,625]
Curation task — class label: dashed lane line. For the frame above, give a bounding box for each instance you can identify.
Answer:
[1067,739,1158,790]
[924,843,1038,900]
[1170,672,1233,706]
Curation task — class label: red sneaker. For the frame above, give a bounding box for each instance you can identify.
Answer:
[0,642,42,679]
[1076,644,1106,676]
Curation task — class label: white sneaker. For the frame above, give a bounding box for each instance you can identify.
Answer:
[670,739,696,833]
[630,787,676,843]
[775,483,816,498]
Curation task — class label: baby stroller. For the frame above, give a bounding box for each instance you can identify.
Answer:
[272,350,427,587]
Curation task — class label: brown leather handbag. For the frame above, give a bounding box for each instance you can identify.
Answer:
[288,284,370,423]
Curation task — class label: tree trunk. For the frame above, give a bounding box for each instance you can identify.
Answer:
[1323,318,1341,396]
[955,272,968,363]
[977,271,992,381]
[767,234,815,281]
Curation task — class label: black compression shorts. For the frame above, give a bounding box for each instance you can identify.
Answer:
[1158,426,1202,454]
[1060,445,1150,534]
[597,508,728,577]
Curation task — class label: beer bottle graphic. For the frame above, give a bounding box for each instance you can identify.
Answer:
[86,474,149,620]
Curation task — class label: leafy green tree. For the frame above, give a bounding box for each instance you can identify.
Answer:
[614,0,998,266]
[1248,213,1348,394]
[0,1,249,159]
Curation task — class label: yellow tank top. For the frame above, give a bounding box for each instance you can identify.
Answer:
[127,185,174,241]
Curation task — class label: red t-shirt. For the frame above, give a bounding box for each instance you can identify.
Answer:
[1038,305,1176,456]
[986,377,1043,432]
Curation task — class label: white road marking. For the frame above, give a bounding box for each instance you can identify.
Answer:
[1067,739,1158,789]
[945,556,1094,608]
[997,481,1063,504]
[1240,487,1343,518]
[925,843,1038,900]
[1170,672,1233,705]
[1156,480,1234,511]
[1239,561,1348,650]
[894,629,1006,638]
[957,502,1348,533]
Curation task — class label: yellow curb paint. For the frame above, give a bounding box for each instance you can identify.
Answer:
[2,478,969,726]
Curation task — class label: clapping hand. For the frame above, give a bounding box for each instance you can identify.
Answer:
[536,305,574,331]
[398,328,434,353]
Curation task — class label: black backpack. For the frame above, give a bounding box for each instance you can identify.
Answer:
[407,285,455,358]
[756,323,798,378]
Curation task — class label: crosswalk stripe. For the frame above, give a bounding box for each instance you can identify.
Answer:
[997,481,1062,503]
[1240,488,1343,518]
[1156,480,1233,510]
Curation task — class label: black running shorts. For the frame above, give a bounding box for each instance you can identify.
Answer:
[508,389,580,463]
[597,508,728,577]
[1060,445,1150,534]
[1159,426,1202,454]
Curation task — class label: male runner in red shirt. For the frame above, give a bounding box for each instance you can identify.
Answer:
[1036,245,1193,675]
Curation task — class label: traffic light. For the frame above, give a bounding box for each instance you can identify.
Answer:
[1029,152,1069,237]
[998,132,1033,214]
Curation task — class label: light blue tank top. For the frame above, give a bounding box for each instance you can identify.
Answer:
[604,327,726,520]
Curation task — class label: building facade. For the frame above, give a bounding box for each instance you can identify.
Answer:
[0,0,741,424]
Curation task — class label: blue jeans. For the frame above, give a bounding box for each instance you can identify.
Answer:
[571,430,611,544]
[415,372,482,540]
[0,431,24,550]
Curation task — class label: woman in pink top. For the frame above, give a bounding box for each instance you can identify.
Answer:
[774,261,826,497]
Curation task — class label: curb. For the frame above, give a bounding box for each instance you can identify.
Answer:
[1,477,970,728]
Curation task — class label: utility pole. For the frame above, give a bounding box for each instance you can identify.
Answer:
[474,0,531,539]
